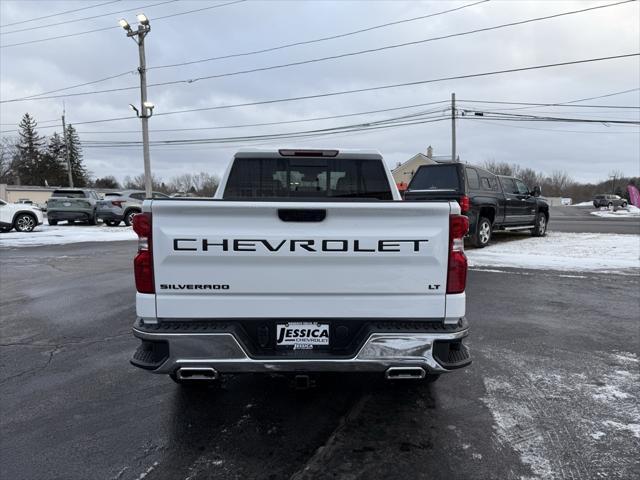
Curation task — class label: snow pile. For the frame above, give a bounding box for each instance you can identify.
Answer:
[0,224,136,247]
[590,205,640,218]
[467,231,640,272]
[571,201,593,207]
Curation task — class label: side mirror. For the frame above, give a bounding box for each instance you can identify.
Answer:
[532,186,541,197]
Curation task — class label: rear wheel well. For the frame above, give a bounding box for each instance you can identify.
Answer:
[538,206,549,219]
[478,207,495,225]
[12,211,37,226]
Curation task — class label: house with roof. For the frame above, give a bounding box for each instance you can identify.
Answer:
[391,146,457,191]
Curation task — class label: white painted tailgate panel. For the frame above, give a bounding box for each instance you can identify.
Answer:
[152,201,450,318]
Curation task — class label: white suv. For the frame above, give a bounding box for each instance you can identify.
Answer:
[0,199,44,232]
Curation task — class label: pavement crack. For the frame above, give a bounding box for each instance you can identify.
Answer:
[0,345,61,385]
[0,332,130,385]
[289,393,371,480]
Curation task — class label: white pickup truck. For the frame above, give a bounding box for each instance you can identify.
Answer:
[130,149,470,384]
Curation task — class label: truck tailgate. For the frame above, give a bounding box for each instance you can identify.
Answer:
[151,200,451,319]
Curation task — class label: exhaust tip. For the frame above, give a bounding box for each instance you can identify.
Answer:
[176,367,218,381]
[385,367,426,380]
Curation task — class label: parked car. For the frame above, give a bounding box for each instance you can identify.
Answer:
[0,199,44,232]
[404,163,549,247]
[16,198,47,211]
[130,148,471,385]
[46,189,100,225]
[97,190,169,226]
[592,194,627,209]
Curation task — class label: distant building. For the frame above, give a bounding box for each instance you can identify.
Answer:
[391,146,456,191]
[0,184,121,205]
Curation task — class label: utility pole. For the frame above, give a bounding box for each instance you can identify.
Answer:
[119,14,154,198]
[451,92,457,163]
[61,110,74,188]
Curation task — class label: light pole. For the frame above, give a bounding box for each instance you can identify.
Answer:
[451,92,457,163]
[119,14,154,198]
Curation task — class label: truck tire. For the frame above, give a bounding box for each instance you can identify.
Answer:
[48,218,58,226]
[14,213,37,232]
[531,212,548,237]
[472,217,492,248]
[621,201,628,208]
[105,220,120,227]
[88,213,97,225]
[607,202,613,209]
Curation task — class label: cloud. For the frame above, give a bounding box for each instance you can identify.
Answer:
[1,0,638,184]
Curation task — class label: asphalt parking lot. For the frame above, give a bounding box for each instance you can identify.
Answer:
[1,240,638,480]
[549,205,640,235]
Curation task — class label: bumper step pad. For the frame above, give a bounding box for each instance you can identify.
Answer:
[131,340,169,370]
[432,340,471,369]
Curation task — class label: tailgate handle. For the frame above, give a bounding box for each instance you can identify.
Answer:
[278,209,326,222]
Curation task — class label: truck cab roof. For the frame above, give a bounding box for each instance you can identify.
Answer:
[233,148,383,160]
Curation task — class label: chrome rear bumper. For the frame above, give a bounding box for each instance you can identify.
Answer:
[132,321,470,375]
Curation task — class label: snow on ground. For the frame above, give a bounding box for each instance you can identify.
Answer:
[480,349,640,479]
[467,231,640,273]
[0,223,135,247]
[571,201,594,207]
[590,205,640,218]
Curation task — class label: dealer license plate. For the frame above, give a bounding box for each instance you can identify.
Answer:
[276,322,330,350]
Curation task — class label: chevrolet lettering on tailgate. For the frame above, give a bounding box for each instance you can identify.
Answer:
[130,148,471,385]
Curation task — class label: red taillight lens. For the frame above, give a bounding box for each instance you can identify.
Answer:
[447,215,469,294]
[134,250,154,293]
[133,212,151,237]
[133,213,154,293]
[111,200,124,207]
[458,195,470,213]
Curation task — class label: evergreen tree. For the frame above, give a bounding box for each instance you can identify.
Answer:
[65,124,89,186]
[45,133,68,186]
[14,113,46,185]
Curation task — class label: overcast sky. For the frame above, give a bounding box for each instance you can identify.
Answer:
[1,0,639,184]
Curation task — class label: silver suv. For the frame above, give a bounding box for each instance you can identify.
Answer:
[97,190,169,226]
[593,194,628,209]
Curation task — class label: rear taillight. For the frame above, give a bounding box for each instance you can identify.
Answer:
[458,195,470,213]
[133,213,154,293]
[447,214,469,294]
[111,200,124,207]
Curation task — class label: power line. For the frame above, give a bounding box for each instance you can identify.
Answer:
[150,0,490,71]
[0,0,177,35]
[459,87,640,110]
[6,1,634,103]
[463,118,640,134]
[2,0,489,101]
[1,54,638,132]
[14,0,487,100]
[76,102,451,134]
[0,0,121,28]
[0,0,247,48]
[81,115,451,147]
[79,109,640,148]
[459,110,640,124]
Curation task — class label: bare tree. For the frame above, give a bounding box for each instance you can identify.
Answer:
[543,170,574,196]
[167,172,219,196]
[0,137,18,184]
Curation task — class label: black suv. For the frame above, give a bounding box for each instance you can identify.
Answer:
[404,163,549,247]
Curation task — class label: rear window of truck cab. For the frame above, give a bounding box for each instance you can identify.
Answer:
[223,158,393,200]
[408,164,462,192]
